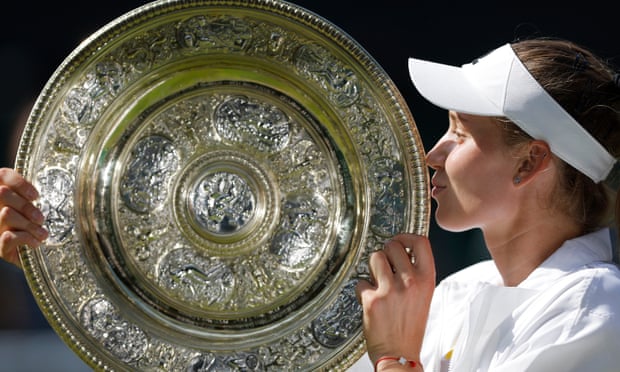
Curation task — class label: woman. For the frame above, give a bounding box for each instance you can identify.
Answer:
[1,38,619,371]
[356,39,620,371]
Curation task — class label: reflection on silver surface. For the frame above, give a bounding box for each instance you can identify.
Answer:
[17,1,429,370]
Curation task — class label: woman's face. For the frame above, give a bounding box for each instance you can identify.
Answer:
[425,111,518,232]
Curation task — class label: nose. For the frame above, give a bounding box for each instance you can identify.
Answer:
[425,139,448,171]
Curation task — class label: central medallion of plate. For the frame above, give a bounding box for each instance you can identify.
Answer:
[107,81,349,327]
[190,171,256,235]
[174,150,276,256]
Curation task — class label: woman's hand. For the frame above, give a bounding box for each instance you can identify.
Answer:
[0,168,47,267]
[356,234,435,370]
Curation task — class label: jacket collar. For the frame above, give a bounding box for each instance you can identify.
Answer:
[518,228,614,290]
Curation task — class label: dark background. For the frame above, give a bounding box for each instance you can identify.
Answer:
[0,0,617,369]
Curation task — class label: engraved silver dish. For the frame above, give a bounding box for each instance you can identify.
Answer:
[16,0,429,370]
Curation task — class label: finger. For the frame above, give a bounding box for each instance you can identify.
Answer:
[355,278,375,304]
[391,234,436,278]
[368,250,394,290]
[0,207,48,241]
[383,239,414,273]
[0,185,45,225]
[0,168,39,201]
[0,230,43,268]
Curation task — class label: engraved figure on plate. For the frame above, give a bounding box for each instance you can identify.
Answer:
[120,135,180,213]
[213,95,291,153]
[158,248,235,308]
[176,15,252,51]
[36,167,75,245]
[270,193,328,270]
[311,280,363,348]
[293,43,360,107]
[190,171,255,234]
[81,297,148,365]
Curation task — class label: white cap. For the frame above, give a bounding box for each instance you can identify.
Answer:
[408,43,616,183]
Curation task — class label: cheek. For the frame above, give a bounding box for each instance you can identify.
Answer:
[450,157,507,197]
[447,144,511,185]
[445,146,483,180]
[443,148,513,214]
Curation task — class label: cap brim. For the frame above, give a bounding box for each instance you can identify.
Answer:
[407,57,502,116]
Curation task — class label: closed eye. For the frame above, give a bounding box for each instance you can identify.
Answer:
[450,128,467,140]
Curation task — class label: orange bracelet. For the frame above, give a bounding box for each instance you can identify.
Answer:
[374,356,418,370]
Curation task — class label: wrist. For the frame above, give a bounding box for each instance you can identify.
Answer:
[374,356,422,371]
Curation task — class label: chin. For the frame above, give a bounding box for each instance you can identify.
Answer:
[434,210,472,232]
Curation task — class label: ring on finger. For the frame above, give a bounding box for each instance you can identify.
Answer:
[404,247,416,265]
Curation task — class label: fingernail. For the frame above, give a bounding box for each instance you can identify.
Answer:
[26,188,39,201]
[32,210,45,224]
[35,227,48,240]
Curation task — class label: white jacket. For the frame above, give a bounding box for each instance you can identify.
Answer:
[422,228,620,371]
[348,228,620,371]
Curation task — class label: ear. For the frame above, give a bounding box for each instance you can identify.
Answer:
[513,141,552,186]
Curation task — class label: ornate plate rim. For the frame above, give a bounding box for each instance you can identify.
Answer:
[16,0,430,370]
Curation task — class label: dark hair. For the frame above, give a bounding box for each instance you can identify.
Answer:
[501,38,620,234]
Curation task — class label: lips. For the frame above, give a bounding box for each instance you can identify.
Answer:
[431,176,446,198]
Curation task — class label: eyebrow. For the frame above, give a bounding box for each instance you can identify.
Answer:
[449,112,471,130]
[448,111,460,127]
[455,112,471,123]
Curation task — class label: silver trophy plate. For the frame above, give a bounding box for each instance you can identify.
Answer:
[16,0,429,370]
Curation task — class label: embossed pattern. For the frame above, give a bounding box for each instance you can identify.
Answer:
[17,1,428,371]
[189,171,256,234]
[120,135,180,213]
